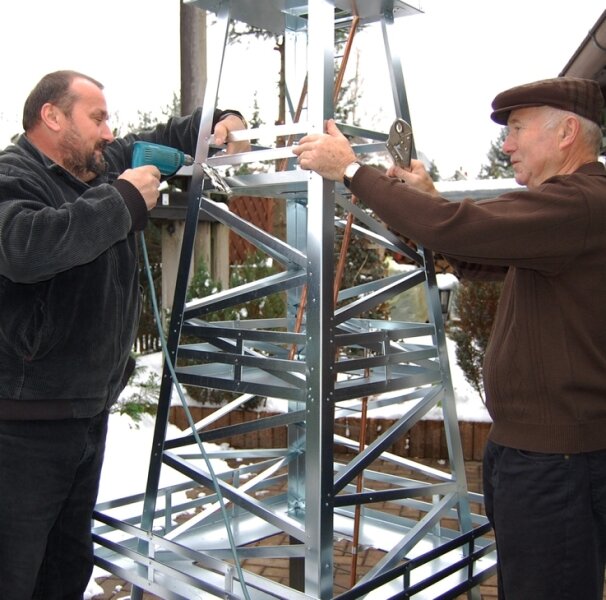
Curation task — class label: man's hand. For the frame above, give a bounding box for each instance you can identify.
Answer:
[214,114,251,154]
[386,159,439,196]
[293,119,357,181]
[118,165,161,210]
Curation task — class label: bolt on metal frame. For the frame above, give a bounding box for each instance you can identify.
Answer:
[93,2,497,598]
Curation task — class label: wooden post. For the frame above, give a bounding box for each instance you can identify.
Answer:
[161,220,229,322]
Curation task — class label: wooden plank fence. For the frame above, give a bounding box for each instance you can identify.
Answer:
[168,407,491,461]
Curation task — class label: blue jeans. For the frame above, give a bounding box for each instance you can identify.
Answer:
[0,411,109,600]
[483,439,606,600]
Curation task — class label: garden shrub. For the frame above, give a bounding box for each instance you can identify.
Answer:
[447,280,503,403]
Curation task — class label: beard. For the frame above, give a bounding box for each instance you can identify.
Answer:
[59,123,108,181]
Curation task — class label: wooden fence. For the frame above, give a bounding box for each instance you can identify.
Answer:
[229,195,275,264]
[168,406,491,462]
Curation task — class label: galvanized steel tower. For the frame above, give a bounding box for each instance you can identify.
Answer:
[93,2,496,598]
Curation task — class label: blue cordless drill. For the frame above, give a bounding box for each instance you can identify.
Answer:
[132,140,231,196]
[131,141,194,176]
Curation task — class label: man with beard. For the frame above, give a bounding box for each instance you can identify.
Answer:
[0,70,248,600]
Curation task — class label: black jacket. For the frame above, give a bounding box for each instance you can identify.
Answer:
[0,108,230,419]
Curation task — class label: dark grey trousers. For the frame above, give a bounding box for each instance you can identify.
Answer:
[0,411,108,600]
[483,439,606,600]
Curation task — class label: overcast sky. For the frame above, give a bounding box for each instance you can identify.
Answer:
[1,0,604,177]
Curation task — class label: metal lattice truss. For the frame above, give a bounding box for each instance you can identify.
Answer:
[93,2,496,598]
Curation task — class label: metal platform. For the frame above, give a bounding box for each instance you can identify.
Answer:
[93,1,496,598]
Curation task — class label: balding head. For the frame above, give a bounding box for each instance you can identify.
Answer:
[22,70,104,132]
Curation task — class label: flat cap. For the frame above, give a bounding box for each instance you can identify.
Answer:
[490,77,604,125]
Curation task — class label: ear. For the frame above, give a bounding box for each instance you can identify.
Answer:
[40,103,62,132]
[558,115,580,150]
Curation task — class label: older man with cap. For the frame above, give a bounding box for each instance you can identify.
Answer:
[293,76,606,600]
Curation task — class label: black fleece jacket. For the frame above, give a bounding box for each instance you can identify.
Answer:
[0,108,236,419]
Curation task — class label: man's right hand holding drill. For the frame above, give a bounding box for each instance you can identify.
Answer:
[118,165,162,210]
[113,165,162,231]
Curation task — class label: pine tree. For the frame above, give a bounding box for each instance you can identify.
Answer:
[428,160,440,182]
[447,280,502,402]
[477,128,513,179]
[334,49,362,126]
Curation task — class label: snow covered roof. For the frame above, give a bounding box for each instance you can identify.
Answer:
[436,178,521,201]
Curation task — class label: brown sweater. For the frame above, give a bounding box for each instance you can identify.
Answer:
[349,161,606,453]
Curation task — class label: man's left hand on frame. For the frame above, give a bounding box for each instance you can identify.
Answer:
[293,119,357,182]
[214,114,251,154]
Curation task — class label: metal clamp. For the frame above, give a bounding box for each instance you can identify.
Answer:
[386,118,413,169]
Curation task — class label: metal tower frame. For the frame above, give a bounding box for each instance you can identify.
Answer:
[93,2,496,598]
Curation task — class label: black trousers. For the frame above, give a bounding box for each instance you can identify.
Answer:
[483,439,606,600]
[0,411,108,600]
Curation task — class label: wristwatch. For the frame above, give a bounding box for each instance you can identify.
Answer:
[343,161,361,189]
